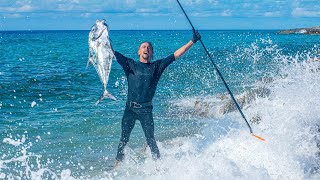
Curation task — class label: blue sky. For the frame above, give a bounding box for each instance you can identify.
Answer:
[0,0,319,30]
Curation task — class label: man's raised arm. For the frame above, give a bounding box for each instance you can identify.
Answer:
[174,30,201,59]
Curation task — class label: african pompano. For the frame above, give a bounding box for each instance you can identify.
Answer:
[87,19,116,105]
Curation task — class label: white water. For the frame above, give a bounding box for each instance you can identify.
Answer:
[106,60,320,180]
[1,50,320,180]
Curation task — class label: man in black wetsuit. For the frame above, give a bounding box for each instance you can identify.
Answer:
[112,30,201,165]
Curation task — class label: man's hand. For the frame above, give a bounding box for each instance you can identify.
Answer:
[191,30,201,43]
[174,30,201,59]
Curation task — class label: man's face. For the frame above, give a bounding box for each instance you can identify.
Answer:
[138,42,153,62]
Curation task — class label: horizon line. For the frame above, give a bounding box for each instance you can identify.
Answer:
[0,29,283,32]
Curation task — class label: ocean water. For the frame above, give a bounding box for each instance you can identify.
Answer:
[0,30,320,179]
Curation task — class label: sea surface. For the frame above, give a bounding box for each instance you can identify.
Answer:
[0,30,320,179]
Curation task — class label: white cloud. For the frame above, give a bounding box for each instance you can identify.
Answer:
[136,8,159,13]
[221,10,232,17]
[292,8,320,17]
[184,0,203,5]
[1,0,320,19]
[0,5,34,12]
[242,3,251,8]
[3,13,23,18]
[57,4,75,11]
[125,0,137,7]
[15,0,32,6]
[192,12,216,17]
[80,13,91,18]
[264,11,281,17]
[19,4,33,12]
[208,0,218,5]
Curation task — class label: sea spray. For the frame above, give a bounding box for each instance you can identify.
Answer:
[0,134,77,179]
[109,60,320,179]
[105,38,320,179]
[1,30,319,179]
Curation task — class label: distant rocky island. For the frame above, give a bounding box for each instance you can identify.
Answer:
[278,26,320,35]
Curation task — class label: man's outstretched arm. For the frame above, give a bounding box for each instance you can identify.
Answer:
[174,30,201,60]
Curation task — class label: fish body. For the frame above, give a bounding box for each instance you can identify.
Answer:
[88,19,116,105]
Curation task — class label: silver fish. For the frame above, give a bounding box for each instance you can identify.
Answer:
[87,19,116,105]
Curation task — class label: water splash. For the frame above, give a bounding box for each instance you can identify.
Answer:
[108,59,320,179]
[100,37,320,179]
[0,134,76,179]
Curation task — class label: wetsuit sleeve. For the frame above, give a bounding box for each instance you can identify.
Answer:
[114,51,134,76]
[155,54,175,75]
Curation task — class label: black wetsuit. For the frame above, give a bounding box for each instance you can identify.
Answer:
[114,51,175,161]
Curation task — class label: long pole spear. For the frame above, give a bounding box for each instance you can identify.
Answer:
[176,0,265,141]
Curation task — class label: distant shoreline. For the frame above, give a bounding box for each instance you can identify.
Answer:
[278,26,320,35]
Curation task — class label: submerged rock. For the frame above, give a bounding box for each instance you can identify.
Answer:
[219,86,271,115]
[278,26,320,35]
[167,86,271,119]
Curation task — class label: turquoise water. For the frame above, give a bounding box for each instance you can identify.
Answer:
[1,30,320,179]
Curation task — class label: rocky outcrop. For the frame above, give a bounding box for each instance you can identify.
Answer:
[219,86,271,115]
[278,26,320,35]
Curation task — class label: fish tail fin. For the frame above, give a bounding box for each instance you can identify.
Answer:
[95,90,116,105]
[107,92,117,101]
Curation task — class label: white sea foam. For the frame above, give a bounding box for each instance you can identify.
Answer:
[0,135,75,180]
[31,101,37,107]
[106,59,320,179]
[3,135,25,146]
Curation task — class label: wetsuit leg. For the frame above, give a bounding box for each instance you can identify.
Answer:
[116,107,136,161]
[138,110,160,159]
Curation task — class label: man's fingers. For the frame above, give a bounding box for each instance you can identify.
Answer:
[191,29,201,43]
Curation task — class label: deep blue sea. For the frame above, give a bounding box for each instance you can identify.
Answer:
[1,30,320,179]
